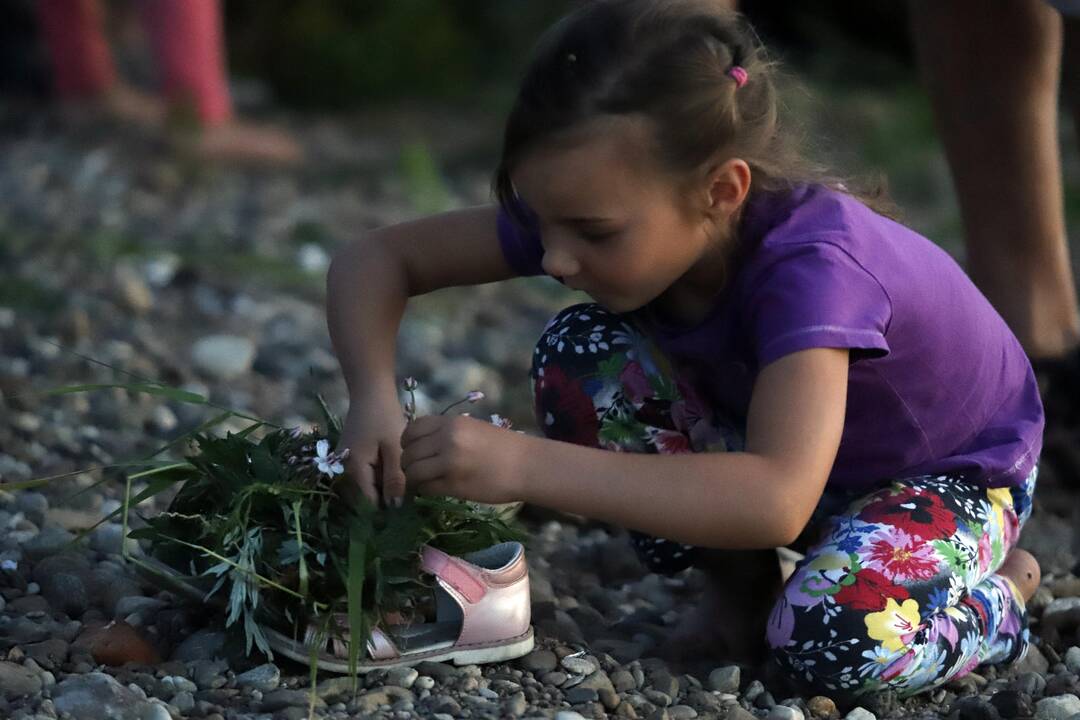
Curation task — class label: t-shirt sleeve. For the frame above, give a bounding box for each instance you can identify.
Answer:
[747,240,892,366]
[496,202,546,277]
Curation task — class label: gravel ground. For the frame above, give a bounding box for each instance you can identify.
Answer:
[1,111,1079,720]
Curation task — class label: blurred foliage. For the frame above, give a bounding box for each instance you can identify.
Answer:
[400,140,451,215]
[224,1,576,109]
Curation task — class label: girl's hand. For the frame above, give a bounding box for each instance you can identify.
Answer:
[400,415,527,504]
[337,392,408,508]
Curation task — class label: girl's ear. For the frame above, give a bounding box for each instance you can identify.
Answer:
[703,158,752,219]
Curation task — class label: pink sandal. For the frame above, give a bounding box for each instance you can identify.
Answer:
[264,541,535,672]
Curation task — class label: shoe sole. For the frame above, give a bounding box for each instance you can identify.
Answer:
[263,625,535,674]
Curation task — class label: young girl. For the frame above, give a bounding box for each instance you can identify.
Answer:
[326,0,1044,699]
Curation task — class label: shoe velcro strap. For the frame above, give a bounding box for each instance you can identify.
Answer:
[421,546,486,604]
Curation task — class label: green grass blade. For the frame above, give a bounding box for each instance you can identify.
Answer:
[347,519,368,681]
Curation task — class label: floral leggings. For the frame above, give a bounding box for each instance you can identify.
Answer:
[530,303,1036,698]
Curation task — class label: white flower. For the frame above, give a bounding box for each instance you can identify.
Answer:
[403,377,419,391]
[490,414,513,430]
[313,439,344,476]
[466,390,485,403]
[0,559,16,571]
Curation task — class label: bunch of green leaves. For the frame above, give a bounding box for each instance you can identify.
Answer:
[15,350,525,684]
[125,399,524,670]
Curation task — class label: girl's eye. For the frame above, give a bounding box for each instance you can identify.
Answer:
[581,230,617,242]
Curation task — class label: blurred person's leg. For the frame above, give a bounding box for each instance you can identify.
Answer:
[140,0,301,163]
[36,0,114,98]
[909,0,1080,361]
[36,0,165,125]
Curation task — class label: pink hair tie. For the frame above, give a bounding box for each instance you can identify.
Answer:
[727,65,748,89]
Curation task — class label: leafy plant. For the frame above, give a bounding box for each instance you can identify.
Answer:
[122,382,524,675]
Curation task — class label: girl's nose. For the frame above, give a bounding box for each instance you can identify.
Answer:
[541,243,580,279]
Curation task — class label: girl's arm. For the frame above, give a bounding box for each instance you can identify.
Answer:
[326,204,516,398]
[516,347,850,549]
[327,205,518,503]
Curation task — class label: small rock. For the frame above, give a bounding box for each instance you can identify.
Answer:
[505,690,528,716]
[708,665,740,694]
[1035,694,1080,720]
[669,706,698,720]
[52,671,151,720]
[1043,599,1080,632]
[769,705,805,720]
[1046,674,1079,697]
[729,707,760,720]
[612,669,637,693]
[992,691,1035,719]
[1066,647,1080,675]
[0,661,42,699]
[170,629,226,662]
[744,680,765,702]
[23,637,68,671]
[561,654,599,676]
[807,696,838,719]
[235,663,281,691]
[191,335,256,380]
[555,712,588,720]
[386,666,419,689]
[260,688,319,712]
[844,709,877,720]
[566,687,599,704]
[951,697,1001,720]
[1013,671,1048,697]
[1014,645,1052,676]
[82,621,160,666]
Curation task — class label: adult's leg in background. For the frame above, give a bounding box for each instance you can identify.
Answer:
[909,0,1080,361]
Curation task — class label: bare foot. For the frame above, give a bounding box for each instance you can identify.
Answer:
[193,119,304,166]
[655,549,782,669]
[58,83,166,130]
[997,548,1041,602]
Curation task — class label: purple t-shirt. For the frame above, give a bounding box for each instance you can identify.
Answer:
[497,185,1044,489]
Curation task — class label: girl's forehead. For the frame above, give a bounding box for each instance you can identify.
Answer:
[511,117,662,210]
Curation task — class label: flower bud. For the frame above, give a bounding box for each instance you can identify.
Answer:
[466,390,485,403]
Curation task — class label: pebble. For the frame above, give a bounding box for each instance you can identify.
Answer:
[0,661,43,699]
[235,663,281,691]
[1035,695,1080,720]
[844,709,877,720]
[561,655,600,676]
[770,706,805,720]
[191,335,256,380]
[744,680,765,703]
[807,696,838,719]
[1066,647,1080,675]
[992,691,1035,719]
[708,665,740,693]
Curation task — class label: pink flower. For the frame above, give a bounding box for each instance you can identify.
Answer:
[403,377,419,391]
[865,527,939,582]
[490,414,513,429]
[466,390,485,403]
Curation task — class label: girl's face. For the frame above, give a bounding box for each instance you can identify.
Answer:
[510,116,743,315]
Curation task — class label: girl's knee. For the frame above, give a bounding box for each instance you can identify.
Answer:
[532,302,629,379]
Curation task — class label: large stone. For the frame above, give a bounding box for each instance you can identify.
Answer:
[52,671,151,720]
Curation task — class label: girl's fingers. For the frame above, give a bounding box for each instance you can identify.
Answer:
[400,415,442,448]
[402,456,444,488]
[378,439,407,505]
[400,434,441,473]
[345,456,378,508]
